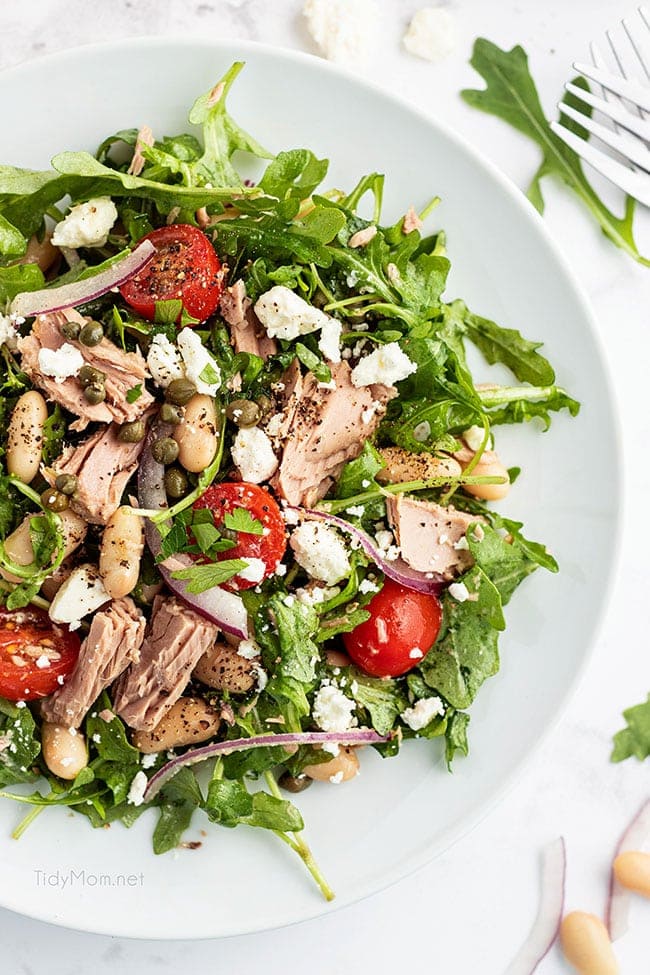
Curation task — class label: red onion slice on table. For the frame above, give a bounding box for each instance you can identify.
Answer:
[504,837,566,975]
[285,506,445,595]
[137,426,249,640]
[606,797,650,940]
[143,728,388,801]
[10,239,155,318]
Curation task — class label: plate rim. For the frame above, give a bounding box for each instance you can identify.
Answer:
[0,34,624,940]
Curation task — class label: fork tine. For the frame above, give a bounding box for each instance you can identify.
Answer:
[623,17,650,81]
[564,82,650,143]
[550,121,650,205]
[573,62,650,112]
[559,102,650,171]
[640,5,650,31]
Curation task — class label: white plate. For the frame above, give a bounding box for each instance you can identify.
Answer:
[0,38,620,939]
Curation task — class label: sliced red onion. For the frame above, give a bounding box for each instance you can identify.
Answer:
[143,728,388,801]
[287,505,445,595]
[137,425,249,640]
[504,837,566,975]
[607,798,650,940]
[10,239,155,318]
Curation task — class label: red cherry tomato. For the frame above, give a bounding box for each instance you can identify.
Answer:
[193,482,287,591]
[119,224,224,322]
[0,606,81,702]
[342,578,442,678]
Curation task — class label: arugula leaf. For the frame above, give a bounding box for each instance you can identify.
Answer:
[259,149,329,201]
[352,674,408,736]
[445,711,470,768]
[478,383,580,430]
[0,214,26,257]
[462,307,555,386]
[335,442,385,498]
[223,507,264,535]
[0,699,40,787]
[41,404,66,465]
[467,520,557,604]
[205,778,303,832]
[0,263,44,304]
[612,695,650,763]
[294,341,331,384]
[461,39,650,266]
[263,595,319,683]
[420,566,504,709]
[172,558,248,593]
[152,767,203,854]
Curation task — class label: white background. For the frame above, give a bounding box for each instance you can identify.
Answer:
[1,0,649,972]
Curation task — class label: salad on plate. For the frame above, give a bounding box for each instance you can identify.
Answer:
[0,63,578,898]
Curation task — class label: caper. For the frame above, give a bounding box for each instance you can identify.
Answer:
[226,398,261,428]
[83,382,106,405]
[159,402,183,425]
[78,364,106,388]
[164,467,189,499]
[40,487,69,513]
[78,320,104,347]
[165,378,197,406]
[60,320,81,341]
[151,437,180,465]
[118,419,146,443]
[256,394,273,419]
[54,473,78,496]
[278,771,313,794]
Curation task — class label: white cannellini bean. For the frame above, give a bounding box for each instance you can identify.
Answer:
[560,912,618,975]
[41,722,88,780]
[0,508,87,584]
[99,505,144,599]
[7,391,48,484]
[131,697,221,753]
[303,746,360,783]
[173,394,218,473]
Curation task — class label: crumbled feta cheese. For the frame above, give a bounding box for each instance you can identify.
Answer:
[321,741,340,757]
[463,425,485,452]
[401,696,444,731]
[351,342,417,387]
[290,521,351,585]
[296,584,340,607]
[313,683,357,733]
[413,420,431,443]
[345,505,365,518]
[274,563,287,577]
[127,770,148,807]
[177,327,221,395]
[346,271,359,288]
[409,647,424,659]
[255,665,268,693]
[37,343,84,383]
[141,752,158,769]
[35,655,51,669]
[231,426,279,483]
[238,558,266,583]
[453,536,469,551]
[448,581,470,602]
[359,578,379,595]
[255,285,331,341]
[318,318,342,363]
[237,639,261,660]
[375,529,394,551]
[329,771,344,784]
[318,379,337,390]
[0,314,19,349]
[403,6,456,62]
[265,412,285,438]
[51,197,118,249]
[146,333,183,388]
[48,564,110,627]
[15,700,26,709]
[303,0,379,64]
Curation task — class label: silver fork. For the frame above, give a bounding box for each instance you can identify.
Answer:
[551,6,650,206]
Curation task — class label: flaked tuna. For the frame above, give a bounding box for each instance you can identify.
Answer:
[219,280,278,360]
[386,494,484,579]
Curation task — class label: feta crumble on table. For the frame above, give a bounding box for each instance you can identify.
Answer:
[312,683,357,733]
[37,343,84,383]
[448,581,470,602]
[177,326,221,395]
[303,0,379,65]
[51,197,118,249]
[290,521,351,585]
[146,333,184,388]
[402,6,456,63]
[351,342,417,387]
[231,426,279,483]
[127,770,148,807]
[400,696,444,731]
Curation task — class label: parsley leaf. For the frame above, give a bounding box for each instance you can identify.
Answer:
[462,39,650,266]
[172,558,248,593]
[223,507,264,536]
[126,384,143,404]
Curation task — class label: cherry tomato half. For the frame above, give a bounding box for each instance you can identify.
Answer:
[0,606,81,702]
[120,224,224,322]
[342,578,442,678]
[193,482,287,591]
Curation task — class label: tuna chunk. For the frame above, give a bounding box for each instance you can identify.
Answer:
[112,596,219,731]
[219,280,277,360]
[49,420,149,525]
[386,495,484,579]
[19,309,154,431]
[263,357,303,443]
[273,361,396,506]
[41,597,146,727]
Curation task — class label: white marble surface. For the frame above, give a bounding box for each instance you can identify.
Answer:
[1,0,649,971]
